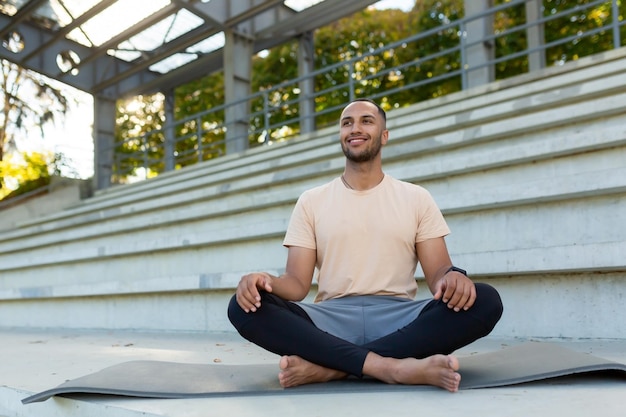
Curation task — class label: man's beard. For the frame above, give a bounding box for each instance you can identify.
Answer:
[342,134,383,162]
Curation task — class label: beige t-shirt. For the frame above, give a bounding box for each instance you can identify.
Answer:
[283,175,450,302]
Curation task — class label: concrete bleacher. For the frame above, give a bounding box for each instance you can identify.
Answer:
[0,48,625,341]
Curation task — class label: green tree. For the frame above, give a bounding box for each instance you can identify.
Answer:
[173,72,226,167]
[401,0,465,101]
[0,60,69,163]
[312,7,419,126]
[114,0,623,181]
[0,151,52,200]
[113,93,165,182]
[493,0,625,77]
[249,41,300,144]
[542,0,625,64]
[114,74,228,181]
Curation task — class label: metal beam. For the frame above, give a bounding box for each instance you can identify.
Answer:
[170,0,225,29]
[122,49,224,97]
[256,0,378,38]
[68,2,183,74]
[0,0,46,39]
[90,24,224,93]
[20,0,117,63]
[0,0,380,98]
[91,0,291,94]
[111,0,378,97]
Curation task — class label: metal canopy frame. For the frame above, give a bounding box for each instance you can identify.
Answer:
[0,0,378,99]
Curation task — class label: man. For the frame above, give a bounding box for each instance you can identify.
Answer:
[228,98,503,392]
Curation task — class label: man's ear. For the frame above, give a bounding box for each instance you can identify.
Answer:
[381,129,389,145]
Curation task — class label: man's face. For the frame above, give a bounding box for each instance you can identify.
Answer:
[339,101,388,163]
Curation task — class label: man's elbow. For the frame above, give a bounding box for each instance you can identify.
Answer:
[291,286,311,301]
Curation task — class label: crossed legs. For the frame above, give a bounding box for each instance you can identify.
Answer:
[227,283,503,391]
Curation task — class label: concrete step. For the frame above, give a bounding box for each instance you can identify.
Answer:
[0,49,625,338]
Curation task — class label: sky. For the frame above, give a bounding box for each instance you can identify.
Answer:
[41,0,416,180]
[373,0,414,12]
[42,88,94,178]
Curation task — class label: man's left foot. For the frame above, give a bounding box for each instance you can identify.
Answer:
[278,355,347,387]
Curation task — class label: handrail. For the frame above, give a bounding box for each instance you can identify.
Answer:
[110,0,624,183]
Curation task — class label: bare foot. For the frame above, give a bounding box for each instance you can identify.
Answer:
[364,353,461,392]
[278,355,347,388]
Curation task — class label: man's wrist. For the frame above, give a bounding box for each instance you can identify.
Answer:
[445,265,467,276]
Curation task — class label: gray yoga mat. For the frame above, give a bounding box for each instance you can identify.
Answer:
[22,342,626,404]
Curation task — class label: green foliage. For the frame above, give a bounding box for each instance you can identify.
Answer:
[249,41,300,144]
[542,0,624,64]
[114,75,229,181]
[0,60,69,163]
[0,151,52,200]
[113,93,165,182]
[493,0,529,78]
[173,73,226,167]
[401,0,465,100]
[313,8,421,126]
[114,0,623,181]
[493,0,625,76]
[0,59,74,199]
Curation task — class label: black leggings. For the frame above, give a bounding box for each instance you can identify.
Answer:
[227,283,503,378]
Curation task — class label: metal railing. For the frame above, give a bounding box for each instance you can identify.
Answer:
[111,0,625,183]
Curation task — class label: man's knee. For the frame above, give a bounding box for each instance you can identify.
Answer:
[474,283,504,329]
[227,292,285,330]
[227,294,246,329]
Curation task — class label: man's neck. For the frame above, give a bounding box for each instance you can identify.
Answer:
[342,165,385,191]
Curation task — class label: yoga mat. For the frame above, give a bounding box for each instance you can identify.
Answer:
[22,342,626,404]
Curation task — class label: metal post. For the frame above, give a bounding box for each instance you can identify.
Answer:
[348,62,356,101]
[224,28,253,154]
[298,31,316,134]
[460,21,468,90]
[612,0,621,49]
[196,115,203,162]
[263,92,270,142]
[93,95,115,189]
[142,134,148,179]
[163,91,175,171]
[463,0,495,89]
[526,0,546,72]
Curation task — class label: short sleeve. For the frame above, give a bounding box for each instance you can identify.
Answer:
[414,188,450,243]
[283,193,317,249]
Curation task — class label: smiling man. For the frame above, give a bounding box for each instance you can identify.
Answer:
[227,98,503,392]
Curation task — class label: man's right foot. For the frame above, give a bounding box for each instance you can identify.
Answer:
[364,353,461,392]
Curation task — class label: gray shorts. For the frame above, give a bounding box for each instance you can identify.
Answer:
[297,295,430,345]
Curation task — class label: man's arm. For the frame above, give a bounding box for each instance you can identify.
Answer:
[235,246,316,313]
[416,237,476,312]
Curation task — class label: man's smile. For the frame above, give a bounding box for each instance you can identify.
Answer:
[347,136,368,145]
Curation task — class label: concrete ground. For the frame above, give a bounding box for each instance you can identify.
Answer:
[1,329,625,417]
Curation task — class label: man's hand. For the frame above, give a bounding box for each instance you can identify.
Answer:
[433,269,476,312]
[236,272,274,313]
